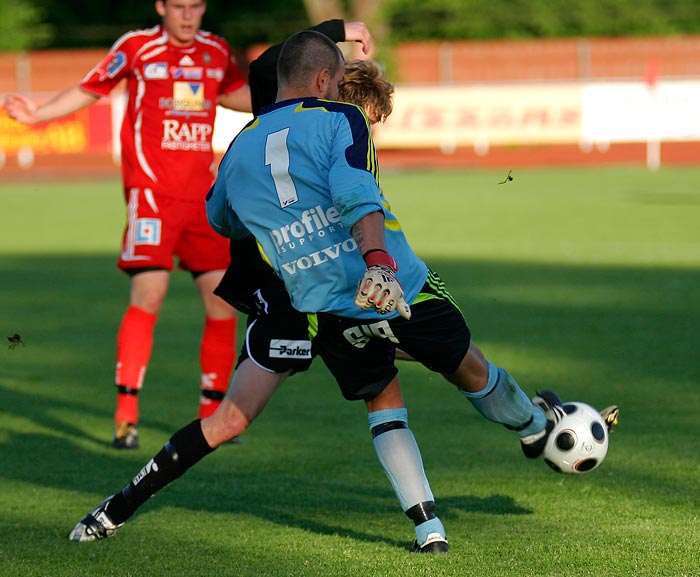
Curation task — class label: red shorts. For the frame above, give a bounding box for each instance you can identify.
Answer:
[117,187,229,273]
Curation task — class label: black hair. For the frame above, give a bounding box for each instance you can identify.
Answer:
[277,30,344,89]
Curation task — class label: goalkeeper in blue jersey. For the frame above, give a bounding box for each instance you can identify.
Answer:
[68,26,456,554]
[207,29,566,548]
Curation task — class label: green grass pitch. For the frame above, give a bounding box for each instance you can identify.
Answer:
[0,166,698,576]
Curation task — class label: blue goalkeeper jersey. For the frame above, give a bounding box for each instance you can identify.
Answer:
[207,97,429,318]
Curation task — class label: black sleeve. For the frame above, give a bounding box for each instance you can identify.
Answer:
[248,46,281,116]
[214,236,279,314]
[307,19,346,43]
[248,19,346,116]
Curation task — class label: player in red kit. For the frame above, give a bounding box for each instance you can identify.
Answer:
[4,0,252,449]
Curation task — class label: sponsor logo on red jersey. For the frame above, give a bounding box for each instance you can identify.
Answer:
[206,68,224,81]
[161,119,213,151]
[144,62,168,80]
[105,51,127,79]
[171,67,203,80]
[171,81,205,111]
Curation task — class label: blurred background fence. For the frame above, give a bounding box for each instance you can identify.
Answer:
[1,35,699,177]
[395,36,700,82]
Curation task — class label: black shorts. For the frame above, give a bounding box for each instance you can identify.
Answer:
[236,283,313,375]
[312,270,471,401]
[214,236,280,315]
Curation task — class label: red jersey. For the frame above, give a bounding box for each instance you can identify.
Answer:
[80,25,246,201]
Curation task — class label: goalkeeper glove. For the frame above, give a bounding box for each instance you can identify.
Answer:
[354,249,411,319]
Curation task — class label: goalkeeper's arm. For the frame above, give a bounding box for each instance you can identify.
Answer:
[351,212,411,319]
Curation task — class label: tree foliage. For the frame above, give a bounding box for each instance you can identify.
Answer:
[6,0,700,52]
[0,0,52,51]
[382,0,700,41]
[27,0,312,49]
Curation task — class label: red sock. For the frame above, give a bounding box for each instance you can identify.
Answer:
[115,305,157,424]
[198,316,237,419]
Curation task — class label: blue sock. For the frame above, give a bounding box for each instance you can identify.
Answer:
[369,409,446,543]
[415,518,446,546]
[369,409,434,510]
[460,361,546,437]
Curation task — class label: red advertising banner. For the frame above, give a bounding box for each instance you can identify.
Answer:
[0,96,112,156]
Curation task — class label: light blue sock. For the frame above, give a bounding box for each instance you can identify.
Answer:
[369,409,446,543]
[416,518,446,546]
[461,361,546,437]
[368,409,434,511]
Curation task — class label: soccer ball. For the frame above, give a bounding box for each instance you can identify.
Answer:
[543,402,609,474]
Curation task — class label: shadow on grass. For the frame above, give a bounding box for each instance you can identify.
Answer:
[3,253,698,386]
[0,254,229,439]
[1,254,699,548]
[1,426,533,551]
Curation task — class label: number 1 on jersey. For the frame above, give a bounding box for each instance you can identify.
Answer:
[265,128,298,208]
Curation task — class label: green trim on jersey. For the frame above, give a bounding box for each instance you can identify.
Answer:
[307,312,319,339]
[420,269,461,312]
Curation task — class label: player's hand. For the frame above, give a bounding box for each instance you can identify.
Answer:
[354,264,411,320]
[3,94,38,124]
[343,21,373,55]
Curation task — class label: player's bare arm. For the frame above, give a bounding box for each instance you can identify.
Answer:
[4,85,99,125]
[217,84,252,113]
[350,210,387,255]
[343,21,373,55]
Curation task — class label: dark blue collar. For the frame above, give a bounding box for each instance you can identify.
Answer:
[259,97,322,116]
